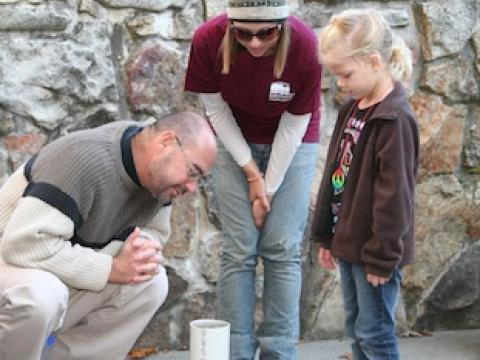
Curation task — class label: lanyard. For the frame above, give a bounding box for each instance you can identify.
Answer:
[335,101,376,164]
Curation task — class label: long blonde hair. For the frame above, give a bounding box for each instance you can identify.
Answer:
[221,22,291,79]
[318,9,412,83]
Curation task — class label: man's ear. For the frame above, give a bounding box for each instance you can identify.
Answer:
[156,130,177,149]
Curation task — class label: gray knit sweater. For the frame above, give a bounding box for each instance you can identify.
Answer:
[0,121,171,291]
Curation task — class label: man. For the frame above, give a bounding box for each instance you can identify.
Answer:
[0,111,217,360]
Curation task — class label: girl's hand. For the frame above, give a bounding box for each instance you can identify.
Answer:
[317,247,337,270]
[366,273,389,287]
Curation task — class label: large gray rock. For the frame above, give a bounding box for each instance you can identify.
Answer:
[464,106,480,169]
[125,41,196,117]
[420,49,480,102]
[197,231,223,283]
[205,0,224,19]
[164,194,197,259]
[428,241,480,311]
[0,109,15,137]
[296,2,333,29]
[126,1,202,39]
[78,0,99,17]
[134,289,217,350]
[201,179,222,230]
[416,241,480,330]
[0,144,9,184]
[96,0,188,12]
[2,132,47,170]
[403,175,470,322]
[0,2,71,31]
[300,2,410,29]
[381,8,410,28]
[418,297,480,331]
[0,22,118,130]
[133,266,188,349]
[62,108,119,133]
[301,253,345,340]
[414,0,477,60]
[473,28,480,74]
[163,267,189,311]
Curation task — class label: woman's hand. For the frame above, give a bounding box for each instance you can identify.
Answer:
[248,176,268,202]
[242,160,270,227]
[242,160,266,201]
[252,197,270,228]
[248,177,270,228]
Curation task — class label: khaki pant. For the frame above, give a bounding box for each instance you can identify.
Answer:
[0,257,168,360]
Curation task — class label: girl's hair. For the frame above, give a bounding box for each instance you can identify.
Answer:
[221,22,291,79]
[318,8,412,82]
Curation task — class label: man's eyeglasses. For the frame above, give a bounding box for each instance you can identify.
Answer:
[174,136,205,181]
[231,24,282,42]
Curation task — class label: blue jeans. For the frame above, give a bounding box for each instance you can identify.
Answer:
[213,142,318,360]
[339,261,402,360]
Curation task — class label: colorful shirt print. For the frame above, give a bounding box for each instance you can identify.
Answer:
[331,105,373,233]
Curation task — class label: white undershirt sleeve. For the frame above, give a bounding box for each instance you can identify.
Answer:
[199,93,252,166]
[265,111,311,195]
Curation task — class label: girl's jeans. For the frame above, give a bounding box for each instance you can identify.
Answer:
[339,260,402,360]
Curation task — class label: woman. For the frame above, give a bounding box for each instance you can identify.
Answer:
[185,1,321,359]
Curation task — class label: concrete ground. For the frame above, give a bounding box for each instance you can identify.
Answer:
[143,329,480,360]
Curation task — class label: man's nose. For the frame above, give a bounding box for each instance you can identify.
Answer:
[185,180,198,193]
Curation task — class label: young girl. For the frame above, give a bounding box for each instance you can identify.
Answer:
[185,1,321,359]
[311,9,419,360]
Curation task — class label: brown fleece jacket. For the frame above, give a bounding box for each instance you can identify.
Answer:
[311,82,419,277]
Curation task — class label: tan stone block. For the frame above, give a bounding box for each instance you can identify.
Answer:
[410,92,466,178]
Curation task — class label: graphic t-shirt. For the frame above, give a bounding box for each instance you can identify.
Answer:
[184,14,321,144]
[331,105,375,233]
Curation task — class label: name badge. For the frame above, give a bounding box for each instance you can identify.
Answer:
[268,81,294,102]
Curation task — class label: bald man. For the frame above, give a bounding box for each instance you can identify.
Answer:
[0,111,217,360]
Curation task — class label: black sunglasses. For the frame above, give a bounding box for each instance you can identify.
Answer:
[231,24,282,42]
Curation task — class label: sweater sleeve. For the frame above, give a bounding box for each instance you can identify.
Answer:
[0,196,112,291]
[311,168,334,248]
[0,164,29,232]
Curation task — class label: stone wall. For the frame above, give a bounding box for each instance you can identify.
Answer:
[0,0,478,352]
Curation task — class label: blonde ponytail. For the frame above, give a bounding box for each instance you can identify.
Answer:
[389,34,412,83]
